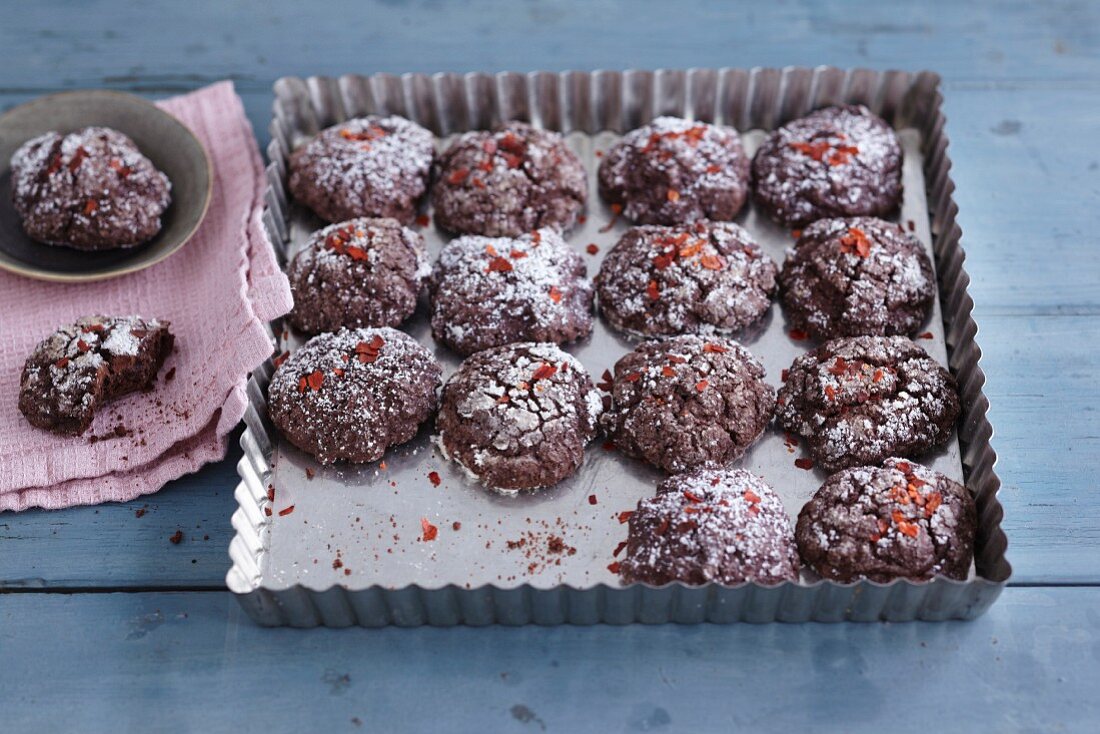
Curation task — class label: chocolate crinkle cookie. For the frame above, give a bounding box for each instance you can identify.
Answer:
[779,217,935,341]
[428,228,593,356]
[435,342,602,491]
[796,458,976,583]
[595,220,777,339]
[776,335,959,473]
[287,217,429,334]
[597,116,750,225]
[431,122,587,237]
[288,116,435,225]
[752,105,903,228]
[600,335,775,473]
[618,467,800,586]
[267,327,441,465]
[19,315,174,435]
[11,127,171,250]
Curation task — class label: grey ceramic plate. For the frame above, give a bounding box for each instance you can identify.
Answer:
[0,89,212,282]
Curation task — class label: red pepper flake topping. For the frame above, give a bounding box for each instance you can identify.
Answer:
[486,256,513,273]
[705,164,721,174]
[108,158,132,178]
[791,229,802,240]
[788,139,859,165]
[870,518,890,542]
[354,334,385,363]
[661,365,677,378]
[646,280,660,301]
[471,177,486,189]
[683,490,703,504]
[781,369,789,382]
[264,507,273,517]
[532,363,557,381]
[924,491,942,518]
[873,368,884,383]
[743,490,761,504]
[46,154,62,174]
[789,328,809,341]
[918,331,934,340]
[530,230,542,245]
[613,540,628,557]
[586,494,598,506]
[68,146,88,172]
[894,461,912,474]
[586,243,599,255]
[477,158,494,172]
[839,227,872,257]
[824,385,837,401]
[788,140,831,160]
[892,510,919,538]
[548,285,563,303]
[666,189,680,202]
[623,372,641,383]
[169,530,184,544]
[695,379,709,392]
[428,471,442,487]
[502,152,523,168]
[907,219,916,232]
[76,339,90,353]
[54,357,70,368]
[617,510,633,524]
[607,561,621,574]
[599,203,623,233]
[278,505,295,517]
[702,343,727,354]
[340,125,387,142]
[828,357,848,376]
[379,460,388,471]
[794,457,815,470]
[481,139,498,155]
[305,370,324,391]
[415,214,430,227]
[447,167,470,185]
[510,249,527,260]
[421,517,438,541]
[827,145,860,166]
[272,351,289,368]
[82,199,98,215]
[699,254,724,270]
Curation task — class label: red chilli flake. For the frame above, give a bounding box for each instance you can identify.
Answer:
[278,505,295,517]
[699,254,724,270]
[421,518,439,542]
[76,339,91,353]
[272,351,289,368]
[613,541,628,557]
[661,365,677,378]
[447,167,470,185]
[828,357,848,376]
[791,229,802,240]
[624,372,641,383]
[428,471,442,487]
[839,227,872,257]
[743,490,761,504]
[586,243,599,255]
[82,199,98,215]
[532,363,558,381]
[487,256,513,273]
[789,328,809,341]
[824,385,837,401]
[169,530,184,544]
[873,368,885,383]
[703,343,727,354]
[68,146,88,172]
[415,214,430,227]
[918,332,934,340]
[55,357,70,368]
[306,370,324,391]
[510,249,527,259]
[617,510,633,524]
[666,189,680,202]
[705,164,721,174]
[471,177,486,189]
[588,494,598,505]
[683,490,703,504]
[46,154,62,174]
[794,458,815,470]
[548,285,563,303]
[695,379,709,392]
[646,280,660,301]
[607,561,621,574]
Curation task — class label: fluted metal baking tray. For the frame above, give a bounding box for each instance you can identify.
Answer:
[227,67,1010,626]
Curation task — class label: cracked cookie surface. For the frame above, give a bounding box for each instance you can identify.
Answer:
[776,335,959,472]
[431,122,587,237]
[435,342,602,491]
[796,458,975,582]
[19,315,174,435]
[600,335,775,473]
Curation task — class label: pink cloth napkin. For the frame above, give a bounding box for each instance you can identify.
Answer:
[0,81,292,512]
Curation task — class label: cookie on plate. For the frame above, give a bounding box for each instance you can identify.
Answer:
[286,217,429,334]
[776,335,959,472]
[11,127,171,250]
[19,315,174,435]
[779,217,935,341]
[600,335,775,473]
[594,220,777,338]
[435,342,602,491]
[796,458,976,582]
[751,105,903,228]
[618,467,800,586]
[598,116,750,225]
[431,122,587,237]
[288,116,434,225]
[267,327,441,464]
[428,228,593,356]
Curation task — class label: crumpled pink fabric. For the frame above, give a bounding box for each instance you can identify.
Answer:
[0,81,292,511]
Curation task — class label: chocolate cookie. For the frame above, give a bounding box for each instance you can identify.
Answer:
[268,327,441,464]
[779,217,935,341]
[288,116,435,225]
[286,217,428,334]
[752,105,903,228]
[618,467,800,586]
[11,127,171,250]
[796,458,976,582]
[595,220,777,338]
[776,336,959,472]
[597,117,750,225]
[600,335,775,473]
[431,122,587,237]
[19,315,173,435]
[435,342,602,491]
[428,228,593,356]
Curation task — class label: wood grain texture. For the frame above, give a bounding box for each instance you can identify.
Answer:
[2,587,1099,733]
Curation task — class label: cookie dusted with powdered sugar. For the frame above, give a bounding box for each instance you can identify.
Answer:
[286,218,429,334]
[776,336,959,472]
[267,328,441,465]
[428,228,593,356]
[431,122,587,237]
[597,117,750,225]
[752,105,903,228]
[288,116,434,225]
[19,315,174,435]
[779,217,935,341]
[595,220,777,339]
[11,127,171,250]
[796,458,976,582]
[618,467,800,586]
[435,342,602,491]
[600,335,775,474]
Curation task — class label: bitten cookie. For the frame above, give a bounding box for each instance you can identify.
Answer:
[11,127,171,250]
[595,220,777,338]
[618,467,800,586]
[267,327,441,464]
[776,336,959,472]
[779,217,935,341]
[19,315,174,435]
[598,116,750,225]
[431,122,587,237]
[752,105,903,228]
[435,342,602,491]
[796,458,976,582]
[600,335,775,473]
[428,228,593,356]
[288,116,435,225]
[286,218,429,334]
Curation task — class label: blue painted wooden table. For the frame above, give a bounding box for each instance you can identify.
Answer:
[2,1,1099,731]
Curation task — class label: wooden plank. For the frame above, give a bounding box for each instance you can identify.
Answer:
[0,587,1097,732]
